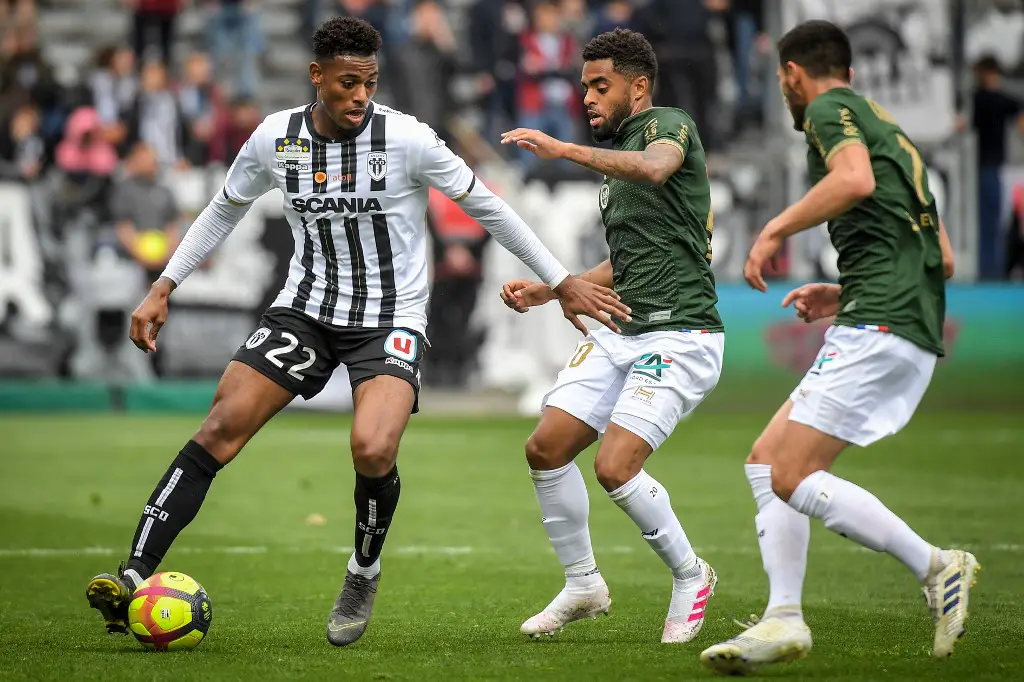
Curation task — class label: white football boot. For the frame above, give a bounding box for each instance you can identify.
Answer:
[661,557,717,643]
[700,613,812,675]
[520,575,611,638]
[923,549,981,659]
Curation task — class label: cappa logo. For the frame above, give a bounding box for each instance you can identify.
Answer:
[291,197,383,214]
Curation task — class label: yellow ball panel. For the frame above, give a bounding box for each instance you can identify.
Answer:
[166,628,206,651]
[129,621,151,638]
[150,596,189,631]
[153,572,202,595]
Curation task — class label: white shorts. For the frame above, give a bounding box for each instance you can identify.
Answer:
[789,325,937,447]
[543,327,724,450]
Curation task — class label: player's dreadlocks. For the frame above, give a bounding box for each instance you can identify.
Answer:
[582,28,658,84]
[777,20,851,80]
[313,16,382,61]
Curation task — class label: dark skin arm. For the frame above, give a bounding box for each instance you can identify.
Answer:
[500,259,615,312]
[500,127,683,186]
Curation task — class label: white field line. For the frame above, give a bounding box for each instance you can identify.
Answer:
[0,543,1020,559]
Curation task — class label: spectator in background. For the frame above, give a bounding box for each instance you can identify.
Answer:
[206,0,264,99]
[127,0,182,66]
[592,0,634,36]
[0,0,35,25]
[209,96,260,165]
[89,46,137,131]
[468,0,526,144]
[123,60,187,169]
[424,187,491,389]
[559,0,594,46]
[0,102,44,182]
[727,0,765,128]
[178,52,224,165]
[393,0,456,136]
[109,142,180,282]
[54,106,119,230]
[0,22,63,149]
[969,56,1024,280]
[635,0,722,153]
[516,0,579,170]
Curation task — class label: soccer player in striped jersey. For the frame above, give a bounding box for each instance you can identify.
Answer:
[85,16,630,647]
[700,21,977,674]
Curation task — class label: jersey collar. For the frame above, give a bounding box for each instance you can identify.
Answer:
[615,106,659,138]
[305,101,375,143]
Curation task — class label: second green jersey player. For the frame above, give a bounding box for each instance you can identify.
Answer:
[701,20,977,676]
[499,29,723,645]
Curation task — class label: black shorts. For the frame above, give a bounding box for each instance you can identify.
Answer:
[233,308,425,412]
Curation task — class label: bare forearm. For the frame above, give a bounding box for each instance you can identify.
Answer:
[562,143,675,185]
[580,259,614,288]
[769,171,868,238]
[939,219,955,279]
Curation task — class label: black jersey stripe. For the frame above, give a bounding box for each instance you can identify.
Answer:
[369,114,387,192]
[371,213,396,326]
[312,140,327,193]
[341,140,356,193]
[284,111,304,194]
[291,217,317,312]
[315,218,340,322]
[344,217,368,325]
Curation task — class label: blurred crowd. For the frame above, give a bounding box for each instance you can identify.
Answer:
[2,0,1023,385]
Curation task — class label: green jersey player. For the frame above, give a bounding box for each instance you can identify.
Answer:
[498,29,722,644]
[700,21,978,675]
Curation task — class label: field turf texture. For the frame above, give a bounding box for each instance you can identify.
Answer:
[0,404,1021,680]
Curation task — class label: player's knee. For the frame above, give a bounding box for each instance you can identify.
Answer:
[193,412,245,465]
[747,437,775,466]
[524,432,572,471]
[351,432,399,477]
[770,464,803,502]
[593,455,635,492]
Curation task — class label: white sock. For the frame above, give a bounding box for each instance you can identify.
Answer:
[531,462,600,587]
[348,553,380,579]
[745,464,809,618]
[608,470,697,582]
[788,470,935,581]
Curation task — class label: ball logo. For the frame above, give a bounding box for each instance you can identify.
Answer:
[246,327,271,349]
[161,608,171,619]
[385,330,417,362]
[599,184,609,210]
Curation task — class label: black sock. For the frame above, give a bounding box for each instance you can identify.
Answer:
[353,466,401,569]
[125,440,223,578]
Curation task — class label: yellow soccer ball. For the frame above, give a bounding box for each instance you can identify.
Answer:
[136,230,170,265]
[127,572,212,651]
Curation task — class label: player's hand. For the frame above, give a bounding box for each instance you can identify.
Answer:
[129,277,174,353]
[551,275,631,335]
[782,283,842,323]
[500,128,568,160]
[500,279,555,313]
[744,226,785,293]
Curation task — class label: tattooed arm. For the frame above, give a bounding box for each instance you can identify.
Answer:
[501,127,683,185]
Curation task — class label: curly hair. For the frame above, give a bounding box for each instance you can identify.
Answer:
[312,16,382,61]
[582,28,658,84]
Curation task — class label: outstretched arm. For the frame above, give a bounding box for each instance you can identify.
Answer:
[501,127,683,185]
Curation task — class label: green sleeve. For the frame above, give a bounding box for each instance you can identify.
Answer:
[642,109,694,158]
[803,95,867,165]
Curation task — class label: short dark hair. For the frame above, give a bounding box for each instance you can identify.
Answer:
[778,20,852,79]
[974,55,1002,75]
[312,16,382,61]
[582,28,658,84]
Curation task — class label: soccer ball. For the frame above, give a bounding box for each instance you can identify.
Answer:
[127,572,212,651]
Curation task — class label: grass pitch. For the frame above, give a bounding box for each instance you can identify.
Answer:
[0,410,1021,681]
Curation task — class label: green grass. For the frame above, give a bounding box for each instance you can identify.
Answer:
[0,411,1021,681]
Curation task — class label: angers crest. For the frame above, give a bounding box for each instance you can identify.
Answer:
[367,152,388,182]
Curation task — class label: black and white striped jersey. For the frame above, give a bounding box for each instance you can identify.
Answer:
[223,101,477,335]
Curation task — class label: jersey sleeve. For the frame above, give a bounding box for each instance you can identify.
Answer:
[803,96,867,165]
[409,123,476,201]
[642,109,694,159]
[222,123,275,205]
